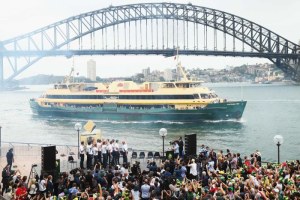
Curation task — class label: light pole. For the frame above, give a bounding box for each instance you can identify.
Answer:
[273,135,284,164]
[74,123,82,159]
[159,128,168,158]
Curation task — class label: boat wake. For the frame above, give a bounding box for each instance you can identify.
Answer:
[91,120,186,125]
[203,118,246,124]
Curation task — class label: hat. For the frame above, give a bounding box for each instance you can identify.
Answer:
[191,159,195,162]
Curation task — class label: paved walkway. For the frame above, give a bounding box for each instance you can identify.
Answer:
[0,143,159,178]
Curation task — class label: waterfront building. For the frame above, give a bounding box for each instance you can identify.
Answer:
[87,59,96,81]
[163,68,173,81]
[142,67,150,78]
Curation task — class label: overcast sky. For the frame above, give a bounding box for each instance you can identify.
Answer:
[0,0,299,79]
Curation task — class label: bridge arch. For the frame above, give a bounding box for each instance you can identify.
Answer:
[1,2,300,82]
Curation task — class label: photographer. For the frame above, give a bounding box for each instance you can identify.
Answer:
[178,137,184,157]
[131,161,141,176]
[147,160,157,172]
[172,141,180,159]
[1,165,12,195]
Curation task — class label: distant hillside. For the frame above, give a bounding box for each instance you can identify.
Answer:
[18,74,65,85]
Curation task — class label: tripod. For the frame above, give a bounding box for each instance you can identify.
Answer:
[27,164,38,187]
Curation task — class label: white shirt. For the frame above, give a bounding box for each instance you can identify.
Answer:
[131,190,140,200]
[101,144,107,154]
[188,162,197,176]
[79,145,85,155]
[92,146,98,156]
[97,142,102,152]
[107,144,113,153]
[114,143,119,151]
[121,143,128,152]
[86,144,93,155]
[173,143,179,153]
[39,179,47,191]
[207,161,215,172]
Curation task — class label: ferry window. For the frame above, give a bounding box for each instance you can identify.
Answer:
[193,94,200,99]
[162,83,175,88]
[190,83,201,88]
[211,93,218,98]
[200,93,209,99]
[176,83,189,88]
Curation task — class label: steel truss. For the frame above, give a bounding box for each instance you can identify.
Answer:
[0,3,299,83]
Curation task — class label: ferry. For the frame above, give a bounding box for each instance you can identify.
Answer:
[30,60,246,122]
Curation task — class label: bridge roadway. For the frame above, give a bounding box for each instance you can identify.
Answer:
[1,49,299,59]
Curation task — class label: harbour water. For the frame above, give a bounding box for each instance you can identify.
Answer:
[0,83,299,162]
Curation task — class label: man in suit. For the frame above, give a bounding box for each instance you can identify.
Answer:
[178,137,184,157]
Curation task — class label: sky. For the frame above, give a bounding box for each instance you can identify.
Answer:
[0,0,299,79]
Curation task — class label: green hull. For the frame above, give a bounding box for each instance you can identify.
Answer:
[30,99,246,122]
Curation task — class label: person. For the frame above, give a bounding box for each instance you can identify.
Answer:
[46,175,54,197]
[86,141,93,169]
[130,185,140,200]
[188,159,198,180]
[101,141,108,168]
[141,179,151,200]
[68,183,79,197]
[107,140,113,165]
[28,178,38,199]
[38,174,48,200]
[255,150,262,167]
[1,165,11,195]
[172,141,180,159]
[15,183,28,200]
[178,137,184,157]
[79,141,85,169]
[97,139,102,164]
[121,141,128,164]
[6,148,14,170]
[93,143,98,166]
[114,140,120,165]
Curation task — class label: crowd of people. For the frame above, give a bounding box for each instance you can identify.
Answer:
[1,138,300,200]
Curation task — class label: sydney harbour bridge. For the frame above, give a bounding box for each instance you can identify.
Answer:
[0,2,300,86]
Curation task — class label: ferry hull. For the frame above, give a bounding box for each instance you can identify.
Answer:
[30,100,246,122]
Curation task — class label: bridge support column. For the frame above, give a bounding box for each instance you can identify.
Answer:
[296,58,300,82]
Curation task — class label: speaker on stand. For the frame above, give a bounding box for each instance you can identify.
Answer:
[184,134,197,157]
[41,146,57,180]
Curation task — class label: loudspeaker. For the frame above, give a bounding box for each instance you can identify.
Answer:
[41,160,60,185]
[41,146,56,171]
[184,134,197,156]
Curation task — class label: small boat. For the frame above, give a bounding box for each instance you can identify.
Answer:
[30,58,246,122]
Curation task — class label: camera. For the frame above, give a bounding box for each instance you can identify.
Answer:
[70,168,80,175]
[134,161,140,166]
